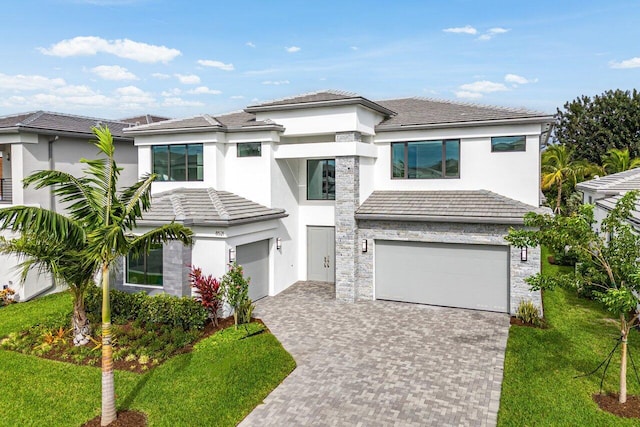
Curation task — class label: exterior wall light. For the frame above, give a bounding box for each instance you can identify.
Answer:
[362,239,368,253]
[276,237,282,250]
[229,248,236,263]
[520,247,528,262]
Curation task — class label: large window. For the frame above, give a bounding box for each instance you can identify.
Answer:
[237,142,261,157]
[307,159,335,200]
[152,144,203,181]
[126,244,163,287]
[392,140,460,179]
[491,136,526,152]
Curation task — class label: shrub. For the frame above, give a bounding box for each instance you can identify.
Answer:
[0,288,16,307]
[85,286,146,324]
[237,299,255,325]
[516,300,542,326]
[189,265,222,326]
[139,294,208,331]
[221,263,251,328]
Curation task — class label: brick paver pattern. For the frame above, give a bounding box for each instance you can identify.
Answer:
[240,281,509,427]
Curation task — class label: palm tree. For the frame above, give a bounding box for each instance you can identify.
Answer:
[541,145,594,214]
[602,147,640,174]
[0,126,192,426]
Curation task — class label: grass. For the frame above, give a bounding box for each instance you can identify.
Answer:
[498,248,640,426]
[0,290,295,426]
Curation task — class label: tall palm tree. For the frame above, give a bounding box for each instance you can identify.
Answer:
[541,144,594,214]
[0,126,192,426]
[602,147,640,174]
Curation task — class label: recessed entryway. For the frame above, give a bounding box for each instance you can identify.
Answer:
[375,240,509,313]
[307,226,335,282]
[236,240,269,301]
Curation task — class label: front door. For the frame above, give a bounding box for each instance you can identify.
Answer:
[307,226,335,282]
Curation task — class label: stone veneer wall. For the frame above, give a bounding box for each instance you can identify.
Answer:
[355,220,542,315]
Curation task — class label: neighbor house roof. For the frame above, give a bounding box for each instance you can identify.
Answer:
[0,111,134,139]
[375,98,552,130]
[576,168,640,195]
[596,194,640,230]
[123,111,284,134]
[139,188,287,227]
[355,190,547,224]
[120,114,171,125]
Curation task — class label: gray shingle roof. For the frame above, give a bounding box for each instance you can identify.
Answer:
[123,111,281,133]
[375,98,550,129]
[248,90,358,107]
[140,188,287,226]
[356,190,546,224]
[0,111,134,138]
[576,168,640,194]
[119,114,171,125]
[596,194,640,230]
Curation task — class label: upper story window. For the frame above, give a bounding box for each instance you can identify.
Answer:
[392,140,460,179]
[491,136,526,152]
[237,142,261,157]
[126,244,163,287]
[152,144,203,181]
[307,159,335,200]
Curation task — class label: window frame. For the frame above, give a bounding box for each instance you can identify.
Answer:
[391,140,460,179]
[306,159,336,201]
[152,143,203,181]
[237,142,262,158]
[490,135,526,153]
[125,244,164,288]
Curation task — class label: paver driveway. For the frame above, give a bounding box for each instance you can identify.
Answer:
[240,281,510,427]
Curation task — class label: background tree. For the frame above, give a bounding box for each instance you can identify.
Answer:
[506,191,640,404]
[602,147,640,174]
[541,144,594,214]
[555,89,640,163]
[0,126,192,426]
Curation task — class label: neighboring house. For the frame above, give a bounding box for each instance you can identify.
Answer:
[0,111,143,300]
[122,90,553,314]
[577,168,640,232]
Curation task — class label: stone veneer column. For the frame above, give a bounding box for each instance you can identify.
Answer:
[163,240,192,296]
[335,131,361,302]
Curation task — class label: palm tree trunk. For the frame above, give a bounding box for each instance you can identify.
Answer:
[72,290,91,346]
[101,264,116,426]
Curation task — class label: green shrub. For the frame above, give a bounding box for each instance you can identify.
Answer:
[85,286,147,324]
[515,300,542,326]
[139,294,208,331]
[221,263,251,328]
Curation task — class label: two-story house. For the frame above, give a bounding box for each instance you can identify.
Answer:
[0,111,144,300]
[122,91,552,314]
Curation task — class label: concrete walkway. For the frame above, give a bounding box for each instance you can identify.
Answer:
[240,282,510,427]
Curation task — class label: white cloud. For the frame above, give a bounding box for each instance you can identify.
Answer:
[454,91,484,99]
[197,59,234,71]
[477,27,510,41]
[504,73,538,85]
[152,72,171,79]
[162,97,204,107]
[262,80,290,85]
[246,42,256,48]
[443,25,477,35]
[91,65,138,80]
[39,36,181,63]
[459,80,508,93]
[285,46,301,53]
[0,73,66,91]
[610,57,640,69]
[188,86,222,95]
[115,85,155,104]
[175,74,201,84]
[230,95,244,99]
[350,46,359,51]
[161,88,182,97]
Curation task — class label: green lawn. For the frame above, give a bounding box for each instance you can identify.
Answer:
[498,248,640,426]
[0,291,295,426]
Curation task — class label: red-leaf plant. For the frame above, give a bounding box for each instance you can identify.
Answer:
[189,265,222,326]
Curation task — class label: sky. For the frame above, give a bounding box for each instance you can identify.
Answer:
[0,0,638,120]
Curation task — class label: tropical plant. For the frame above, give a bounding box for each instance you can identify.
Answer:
[189,265,222,326]
[0,126,192,425]
[541,144,595,214]
[601,147,640,174]
[221,263,251,328]
[506,191,640,404]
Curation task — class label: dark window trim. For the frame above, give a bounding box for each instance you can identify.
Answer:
[125,245,163,287]
[237,142,262,157]
[306,159,336,201]
[390,140,460,180]
[152,143,203,181]
[490,135,526,152]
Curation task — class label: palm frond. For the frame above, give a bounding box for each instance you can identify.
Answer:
[0,206,85,243]
[127,223,193,259]
[119,174,156,228]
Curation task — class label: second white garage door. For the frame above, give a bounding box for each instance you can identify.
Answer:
[236,240,269,302]
[375,240,509,313]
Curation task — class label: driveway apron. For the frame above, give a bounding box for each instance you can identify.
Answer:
[240,281,510,427]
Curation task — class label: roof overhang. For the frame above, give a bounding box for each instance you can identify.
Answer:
[0,126,132,142]
[375,115,554,132]
[245,97,397,117]
[138,211,288,227]
[355,213,525,225]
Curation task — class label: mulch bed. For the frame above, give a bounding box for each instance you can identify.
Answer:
[82,410,147,427]
[509,316,547,329]
[593,393,640,418]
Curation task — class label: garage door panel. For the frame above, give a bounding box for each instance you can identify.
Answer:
[375,241,508,313]
[236,240,269,302]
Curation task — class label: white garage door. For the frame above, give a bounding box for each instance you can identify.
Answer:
[375,240,508,312]
[236,240,269,302]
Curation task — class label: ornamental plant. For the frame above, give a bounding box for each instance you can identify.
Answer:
[189,265,222,326]
[221,263,251,328]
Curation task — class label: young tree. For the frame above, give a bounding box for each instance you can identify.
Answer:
[0,126,192,426]
[555,89,640,163]
[602,147,640,174]
[541,145,594,214]
[506,191,640,404]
